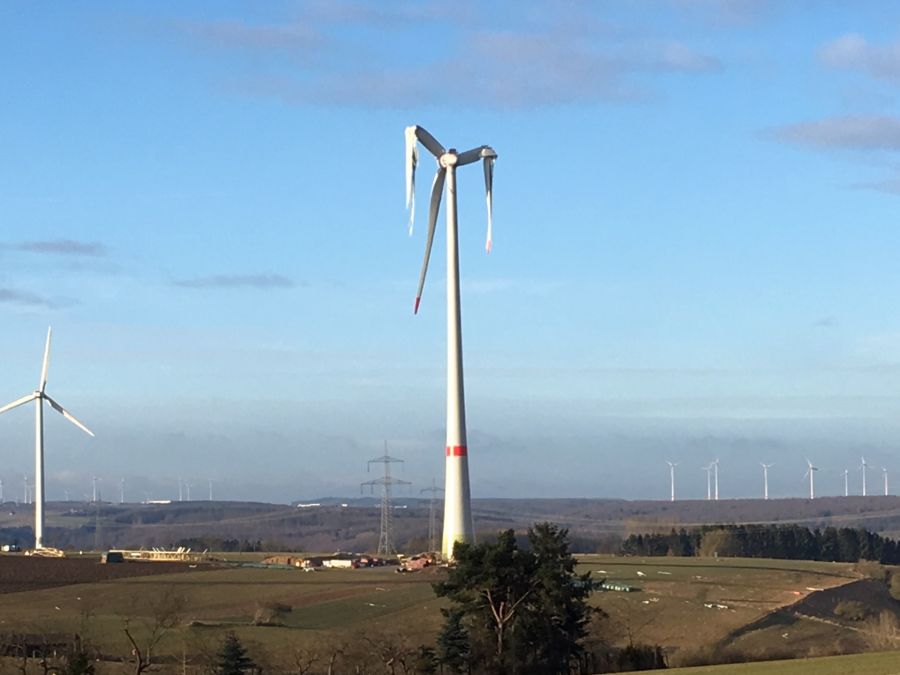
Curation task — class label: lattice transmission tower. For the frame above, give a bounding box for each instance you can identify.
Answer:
[361,443,411,556]
[420,477,444,554]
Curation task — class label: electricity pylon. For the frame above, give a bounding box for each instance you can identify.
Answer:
[420,477,444,554]
[361,443,411,556]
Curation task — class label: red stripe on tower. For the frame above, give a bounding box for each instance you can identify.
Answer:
[446,445,468,457]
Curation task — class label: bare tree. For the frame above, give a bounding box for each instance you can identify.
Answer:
[122,586,186,674]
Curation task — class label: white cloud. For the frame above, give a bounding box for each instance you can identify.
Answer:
[820,33,900,83]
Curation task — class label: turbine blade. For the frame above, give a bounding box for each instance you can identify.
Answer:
[413,126,445,158]
[414,167,446,314]
[483,155,495,253]
[456,146,485,166]
[43,395,94,437]
[405,126,419,236]
[0,393,37,416]
[39,327,52,393]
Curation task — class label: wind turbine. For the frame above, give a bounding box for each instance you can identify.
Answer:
[666,461,679,502]
[0,328,94,549]
[804,458,819,500]
[713,458,720,500]
[702,464,713,501]
[860,456,868,496]
[405,125,496,558]
[842,469,849,497]
[760,463,773,500]
[883,467,889,496]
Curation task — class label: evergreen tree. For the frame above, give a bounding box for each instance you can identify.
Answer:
[216,632,256,675]
[436,608,470,673]
[434,524,592,674]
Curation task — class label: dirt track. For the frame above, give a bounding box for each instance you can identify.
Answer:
[0,555,209,594]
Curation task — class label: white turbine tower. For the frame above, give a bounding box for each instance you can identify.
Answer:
[860,456,868,497]
[0,328,93,549]
[842,469,849,497]
[405,125,496,559]
[702,464,713,501]
[760,463,773,500]
[883,467,889,496]
[713,458,720,500]
[804,458,819,500]
[666,461,679,502]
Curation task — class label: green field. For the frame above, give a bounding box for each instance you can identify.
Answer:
[658,649,900,674]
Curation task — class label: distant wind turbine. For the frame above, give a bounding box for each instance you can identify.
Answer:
[883,467,889,496]
[803,458,819,500]
[713,458,720,501]
[208,478,214,501]
[666,461,679,502]
[860,456,869,497]
[0,328,94,549]
[405,125,497,558]
[702,464,713,501]
[760,463,774,500]
[842,469,849,497]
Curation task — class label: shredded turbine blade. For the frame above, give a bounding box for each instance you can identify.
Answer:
[413,126,445,158]
[405,126,419,235]
[415,167,446,313]
[483,156,494,253]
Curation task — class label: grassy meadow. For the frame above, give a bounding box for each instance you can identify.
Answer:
[0,553,872,672]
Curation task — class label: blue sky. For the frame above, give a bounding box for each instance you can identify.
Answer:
[4,1,900,502]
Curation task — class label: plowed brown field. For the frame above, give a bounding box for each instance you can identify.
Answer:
[0,555,210,593]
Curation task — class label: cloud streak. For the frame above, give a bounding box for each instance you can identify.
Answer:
[233,35,719,108]
[173,274,296,290]
[175,19,322,55]
[5,239,107,257]
[769,116,900,151]
[0,288,59,308]
[166,6,720,109]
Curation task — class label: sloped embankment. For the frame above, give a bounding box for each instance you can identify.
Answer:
[723,578,900,657]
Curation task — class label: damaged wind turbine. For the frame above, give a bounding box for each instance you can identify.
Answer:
[405,125,497,558]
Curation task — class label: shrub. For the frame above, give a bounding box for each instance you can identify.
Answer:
[890,572,900,600]
[834,600,868,621]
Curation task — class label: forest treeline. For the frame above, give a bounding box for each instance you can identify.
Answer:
[621,524,900,563]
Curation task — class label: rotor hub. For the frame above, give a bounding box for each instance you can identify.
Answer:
[440,151,458,168]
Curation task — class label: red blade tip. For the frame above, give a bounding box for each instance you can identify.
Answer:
[486,239,492,253]
[414,297,421,314]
